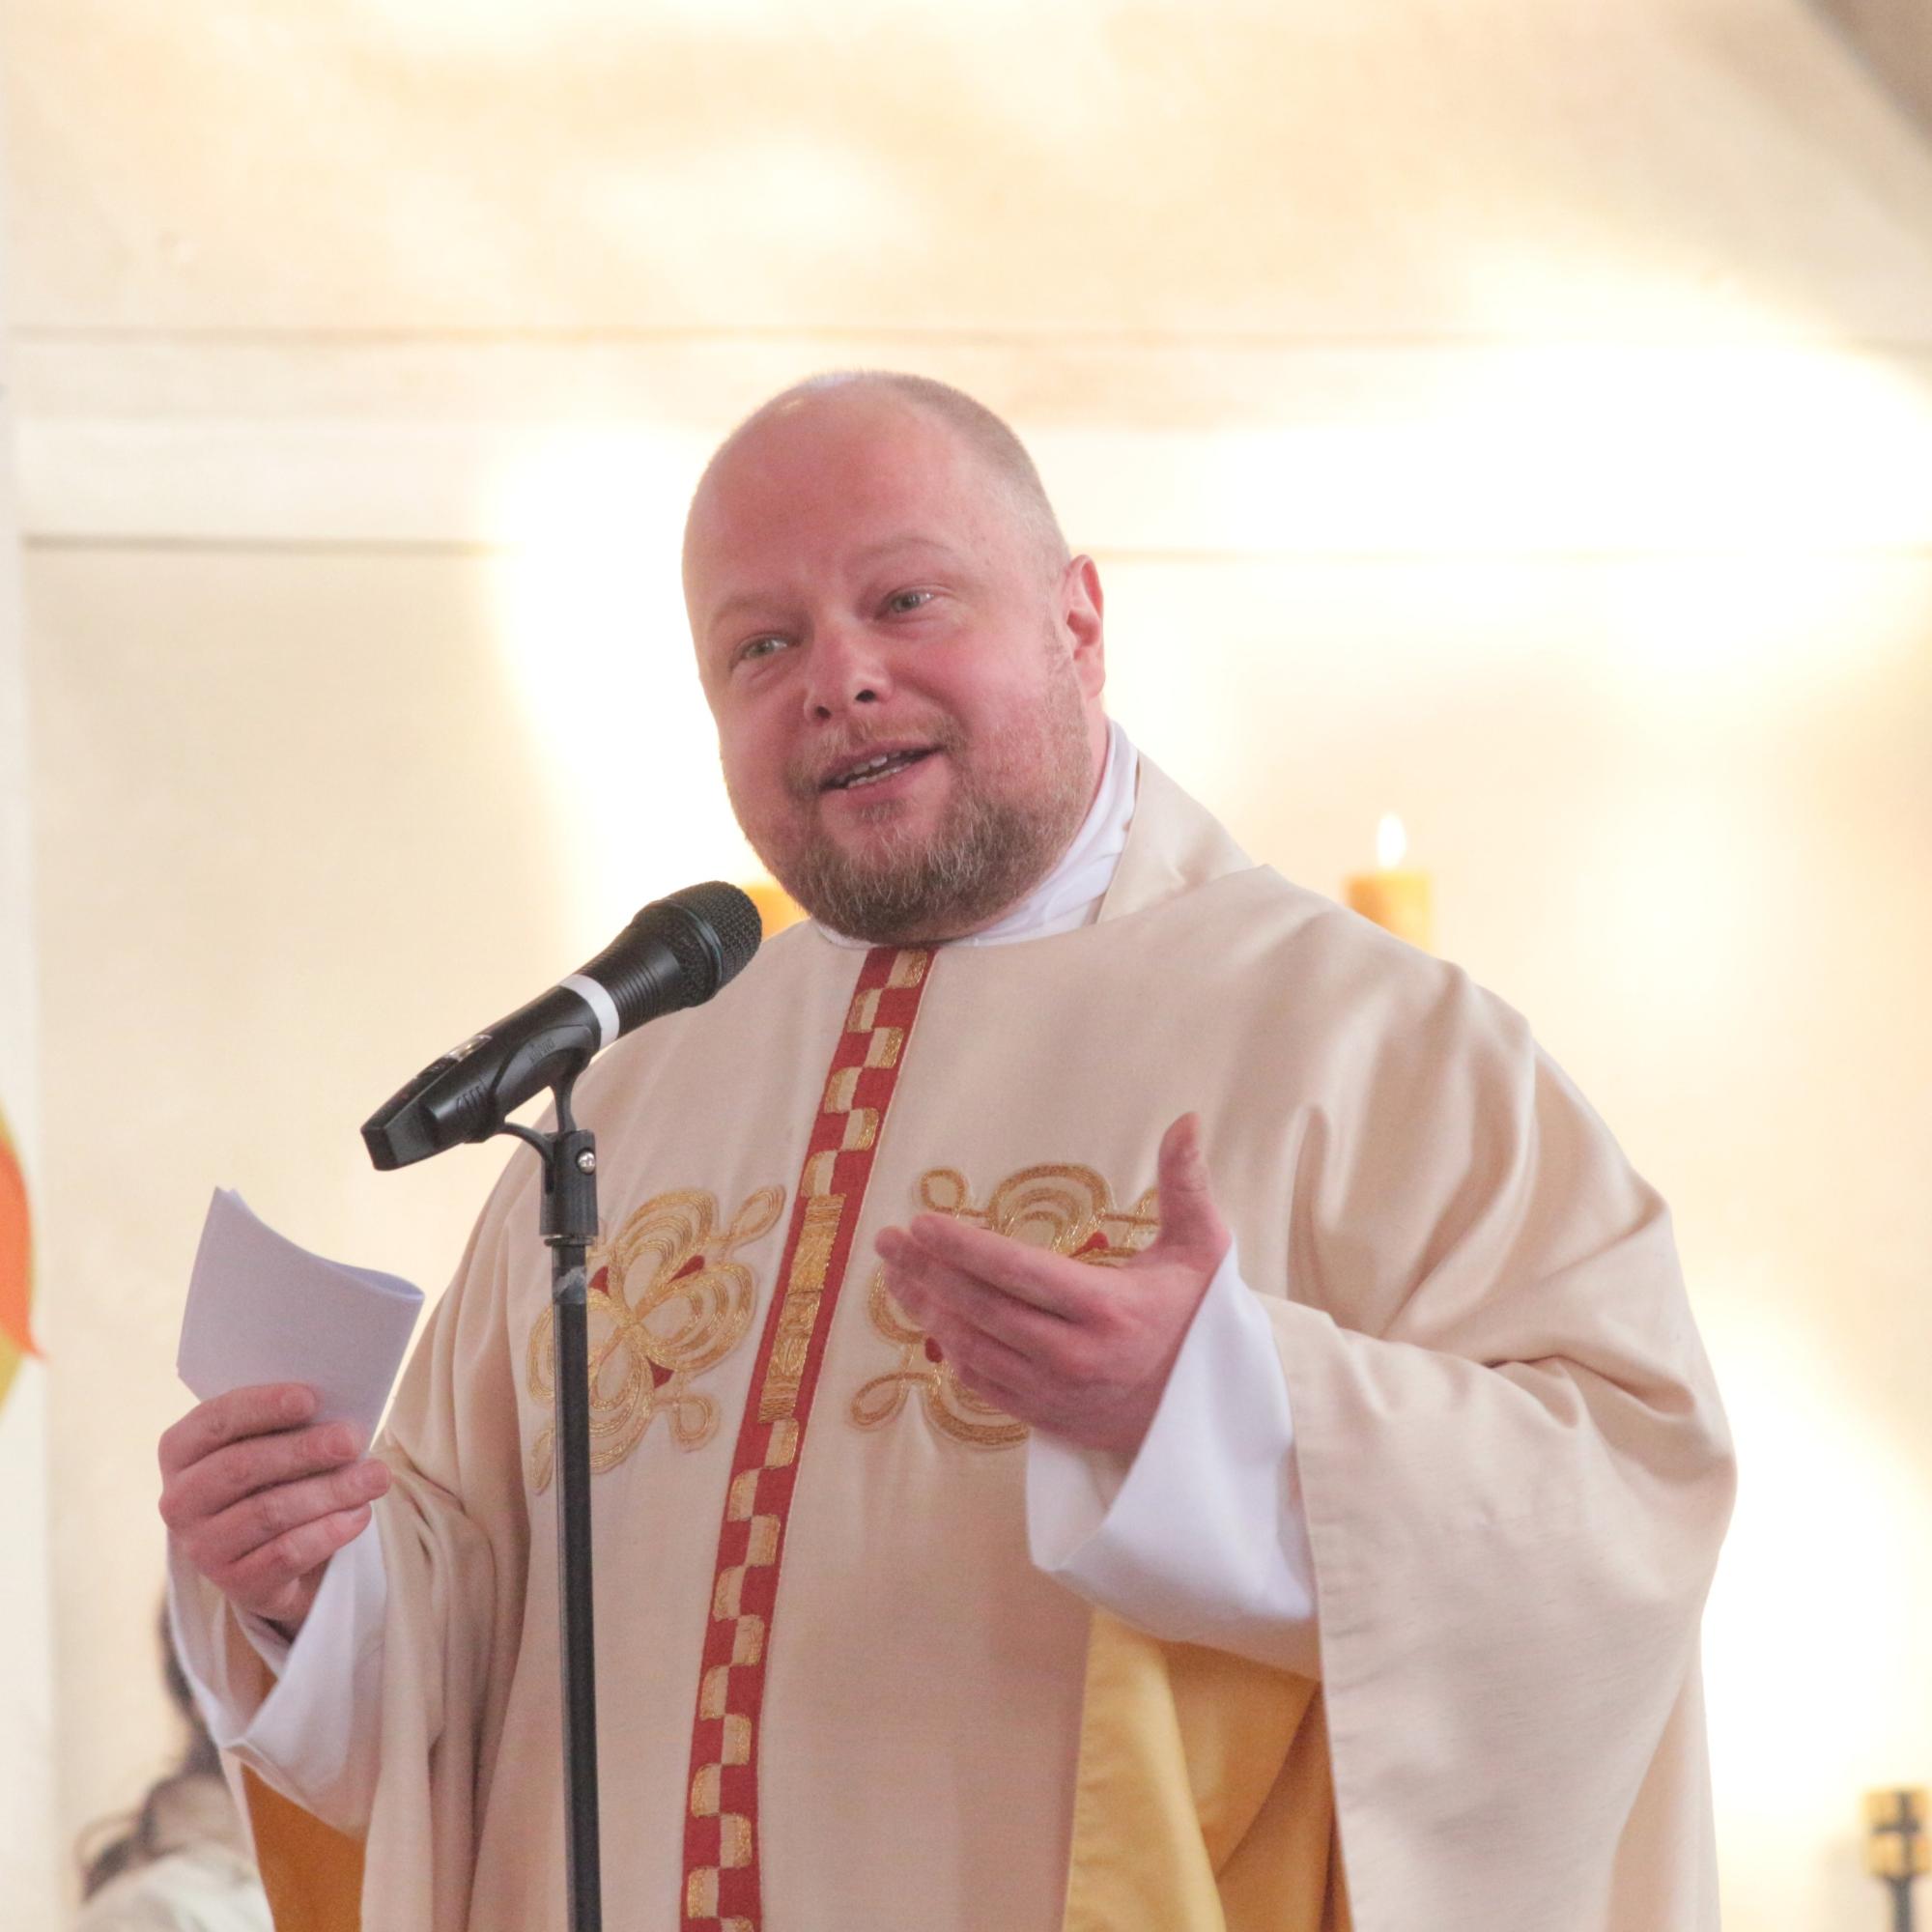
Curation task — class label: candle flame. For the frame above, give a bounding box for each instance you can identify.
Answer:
[1376,813,1408,869]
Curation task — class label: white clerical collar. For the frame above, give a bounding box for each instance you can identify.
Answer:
[816,718,1139,950]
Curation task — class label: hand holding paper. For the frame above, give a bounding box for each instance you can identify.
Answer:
[160,1190,423,1634]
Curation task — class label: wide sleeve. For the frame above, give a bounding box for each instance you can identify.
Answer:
[1275,963,1735,1931]
[344,1143,544,1932]
[1025,1245,1319,1673]
[169,1524,388,1834]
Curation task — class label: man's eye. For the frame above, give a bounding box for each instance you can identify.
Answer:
[884,589,935,616]
[738,636,788,665]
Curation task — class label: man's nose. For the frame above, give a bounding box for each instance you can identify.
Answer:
[804,624,891,721]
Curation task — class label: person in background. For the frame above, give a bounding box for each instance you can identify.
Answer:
[76,1603,270,1932]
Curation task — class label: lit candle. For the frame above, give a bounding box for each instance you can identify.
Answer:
[1864,1787,1930,1882]
[1345,814,1434,951]
[742,875,807,938]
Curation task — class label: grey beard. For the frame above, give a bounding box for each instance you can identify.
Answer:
[781,776,1089,947]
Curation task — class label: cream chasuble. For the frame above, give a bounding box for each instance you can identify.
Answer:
[212,757,1732,1932]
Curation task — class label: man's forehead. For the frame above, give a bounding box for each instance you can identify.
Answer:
[688,418,995,583]
[696,400,966,522]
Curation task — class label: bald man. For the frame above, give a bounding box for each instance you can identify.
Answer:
[164,374,1733,1932]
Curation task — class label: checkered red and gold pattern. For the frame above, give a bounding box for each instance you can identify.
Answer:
[680,945,933,1930]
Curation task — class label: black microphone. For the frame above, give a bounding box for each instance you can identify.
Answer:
[361,881,763,1171]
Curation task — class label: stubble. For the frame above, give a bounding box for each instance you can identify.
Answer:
[734,651,1096,947]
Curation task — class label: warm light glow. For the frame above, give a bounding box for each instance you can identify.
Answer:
[1376,813,1408,870]
[486,429,760,948]
[1700,1299,1932,1873]
[1034,342,1932,568]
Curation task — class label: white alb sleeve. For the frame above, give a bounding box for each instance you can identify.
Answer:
[1025,1242,1318,1672]
[166,1522,389,1835]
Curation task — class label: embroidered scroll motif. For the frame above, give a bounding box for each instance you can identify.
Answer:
[849,1163,1162,1448]
[682,946,934,1932]
[526,1184,785,1492]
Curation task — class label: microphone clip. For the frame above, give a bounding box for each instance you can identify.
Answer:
[501,1073,600,1262]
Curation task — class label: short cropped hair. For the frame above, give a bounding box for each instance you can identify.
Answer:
[696,370,1072,580]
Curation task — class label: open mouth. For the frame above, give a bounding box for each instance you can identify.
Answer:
[822,748,937,792]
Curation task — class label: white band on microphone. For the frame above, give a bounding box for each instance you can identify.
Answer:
[559,974,621,1051]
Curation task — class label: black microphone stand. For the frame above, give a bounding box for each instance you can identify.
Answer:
[503,1071,602,1932]
[358,884,763,1932]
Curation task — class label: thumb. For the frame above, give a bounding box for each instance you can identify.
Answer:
[1149,1113,1231,1268]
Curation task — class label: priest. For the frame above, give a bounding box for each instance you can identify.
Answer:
[162,371,1736,1932]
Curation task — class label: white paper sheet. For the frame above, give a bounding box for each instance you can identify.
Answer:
[177,1188,423,1442]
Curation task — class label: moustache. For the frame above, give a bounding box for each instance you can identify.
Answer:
[784,721,965,801]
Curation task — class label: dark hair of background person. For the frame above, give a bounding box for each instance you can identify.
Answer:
[75,1601,225,1899]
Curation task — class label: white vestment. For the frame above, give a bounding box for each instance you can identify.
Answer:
[176,739,1733,1932]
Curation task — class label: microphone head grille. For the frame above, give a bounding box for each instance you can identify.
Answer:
[661,881,763,994]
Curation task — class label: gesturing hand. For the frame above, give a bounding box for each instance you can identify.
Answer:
[158,1383,391,1636]
[873,1113,1232,1458]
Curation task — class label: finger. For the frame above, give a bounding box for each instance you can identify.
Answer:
[880,1246,1073,1363]
[925,1320,1040,1416]
[895,1217,1101,1320]
[159,1384,319,1478]
[1149,1114,1231,1266]
[187,1456,391,1568]
[160,1420,364,1533]
[875,1227,951,1317]
[224,1505,376,1618]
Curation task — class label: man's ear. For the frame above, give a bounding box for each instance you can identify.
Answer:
[1062,554,1106,698]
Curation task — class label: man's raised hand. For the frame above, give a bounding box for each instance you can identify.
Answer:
[873,1113,1232,1458]
[158,1383,391,1635]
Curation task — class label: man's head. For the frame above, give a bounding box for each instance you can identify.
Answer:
[684,372,1109,947]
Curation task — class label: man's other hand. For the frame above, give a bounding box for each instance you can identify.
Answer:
[158,1383,391,1636]
[873,1113,1233,1458]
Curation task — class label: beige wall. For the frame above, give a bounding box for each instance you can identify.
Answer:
[5,3,1930,1925]
[0,85,59,1922]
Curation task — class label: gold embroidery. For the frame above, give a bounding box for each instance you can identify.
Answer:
[687,1870,718,1918]
[850,1163,1160,1449]
[525,1184,784,1492]
[746,1514,781,1565]
[757,1192,843,1422]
